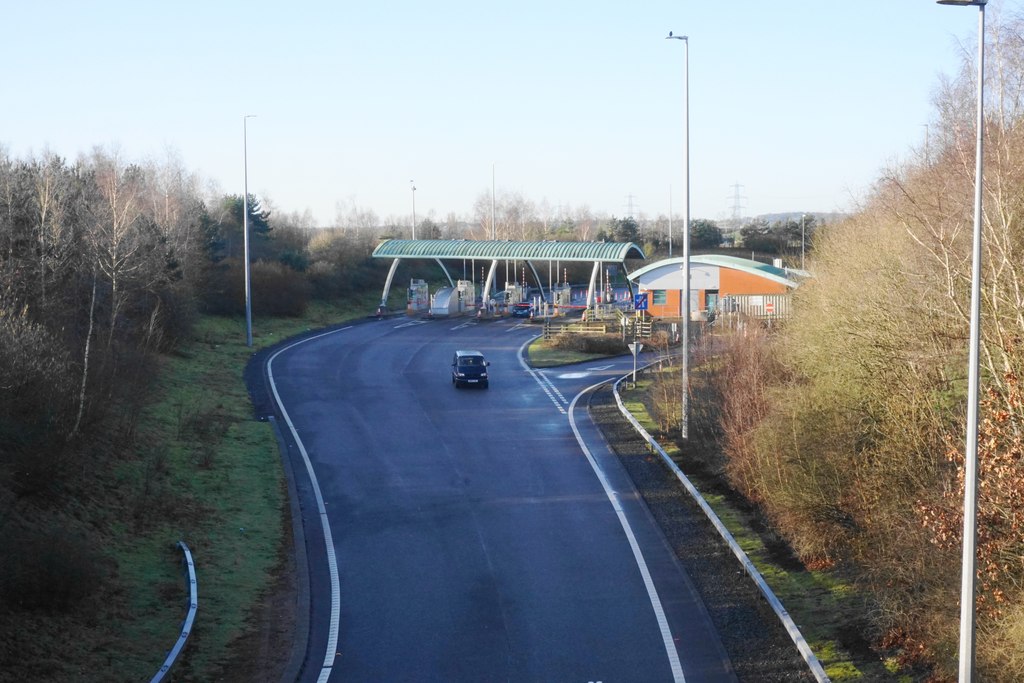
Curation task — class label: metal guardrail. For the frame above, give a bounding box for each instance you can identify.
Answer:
[150,541,198,683]
[611,369,831,683]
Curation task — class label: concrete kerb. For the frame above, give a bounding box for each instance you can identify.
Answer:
[611,365,831,683]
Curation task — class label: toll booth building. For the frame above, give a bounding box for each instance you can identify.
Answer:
[372,239,646,317]
[628,254,800,320]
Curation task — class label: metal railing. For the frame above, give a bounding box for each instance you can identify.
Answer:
[611,370,830,682]
[150,541,198,683]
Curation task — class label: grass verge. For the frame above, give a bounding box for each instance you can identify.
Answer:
[616,381,912,682]
[0,295,392,683]
[525,335,623,367]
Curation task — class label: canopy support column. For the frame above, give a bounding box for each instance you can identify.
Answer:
[379,258,401,313]
[586,260,600,310]
[435,258,455,288]
[482,260,499,311]
[527,261,545,300]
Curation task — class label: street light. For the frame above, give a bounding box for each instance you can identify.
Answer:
[936,2,986,681]
[667,30,690,440]
[410,180,417,240]
[243,114,256,348]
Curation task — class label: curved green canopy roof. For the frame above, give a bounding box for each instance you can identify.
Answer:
[628,254,799,288]
[372,239,646,262]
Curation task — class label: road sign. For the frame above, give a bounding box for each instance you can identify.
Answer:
[634,292,648,311]
[628,342,644,356]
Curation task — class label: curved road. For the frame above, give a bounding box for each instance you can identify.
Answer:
[265,315,735,682]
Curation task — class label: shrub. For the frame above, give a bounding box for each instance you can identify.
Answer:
[0,526,108,612]
[550,332,628,355]
[251,261,312,317]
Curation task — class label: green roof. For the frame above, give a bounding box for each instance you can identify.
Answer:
[628,254,799,288]
[372,239,646,262]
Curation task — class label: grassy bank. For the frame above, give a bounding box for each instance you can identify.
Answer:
[125,297,391,679]
[617,373,910,681]
[0,297,388,682]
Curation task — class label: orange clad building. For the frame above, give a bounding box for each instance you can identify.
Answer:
[627,254,800,319]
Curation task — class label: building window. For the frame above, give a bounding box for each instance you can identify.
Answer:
[652,290,667,305]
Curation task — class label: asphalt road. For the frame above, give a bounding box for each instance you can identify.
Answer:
[264,315,737,683]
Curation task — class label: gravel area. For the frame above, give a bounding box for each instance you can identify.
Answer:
[587,383,818,683]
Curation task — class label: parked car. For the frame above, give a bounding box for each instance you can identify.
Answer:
[511,302,533,318]
[451,350,490,388]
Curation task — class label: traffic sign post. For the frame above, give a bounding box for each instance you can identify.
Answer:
[628,342,644,386]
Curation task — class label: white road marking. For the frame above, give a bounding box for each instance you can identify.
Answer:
[393,319,428,329]
[268,327,351,683]
[569,386,687,683]
[536,369,568,405]
[517,336,568,414]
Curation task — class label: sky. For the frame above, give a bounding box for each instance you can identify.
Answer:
[2,1,1019,228]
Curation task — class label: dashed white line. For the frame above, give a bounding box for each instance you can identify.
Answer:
[394,319,428,329]
[517,335,568,413]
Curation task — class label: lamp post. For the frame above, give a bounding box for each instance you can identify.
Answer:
[410,180,417,240]
[669,185,673,258]
[243,114,256,348]
[936,2,985,681]
[667,30,690,440]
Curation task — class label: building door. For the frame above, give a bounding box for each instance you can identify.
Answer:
[705,290,720,315]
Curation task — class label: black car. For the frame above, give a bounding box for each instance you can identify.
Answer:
[511,302,533,318]
[451,350,489,388]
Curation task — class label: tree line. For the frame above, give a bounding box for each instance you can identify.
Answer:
[700,10,1024,680]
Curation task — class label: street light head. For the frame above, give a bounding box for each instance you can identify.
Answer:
[666,31,687,40]
[936,0,987,5]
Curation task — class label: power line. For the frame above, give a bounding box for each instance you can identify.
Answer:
[727,182,746,222]
[623,194,640,219]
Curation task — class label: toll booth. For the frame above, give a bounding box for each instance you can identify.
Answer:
[455,280,476,313]
[407,279,429,315]
[552,285,572,308]
[505,283,526,305]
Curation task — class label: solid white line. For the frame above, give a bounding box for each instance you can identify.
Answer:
[610,373,830,682]
[268,326,352,682]
[568,386,686,683]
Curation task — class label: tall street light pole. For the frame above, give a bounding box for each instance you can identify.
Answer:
[243,114,256,348]
[936,2,986,681]
[410,180,417,239]
[667,30,690,440]
[668,185,673,258]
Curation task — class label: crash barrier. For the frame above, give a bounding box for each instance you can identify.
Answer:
[150,541,198,683]
[611,369,831,683]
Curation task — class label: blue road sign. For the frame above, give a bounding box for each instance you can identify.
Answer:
[634,292,648,311]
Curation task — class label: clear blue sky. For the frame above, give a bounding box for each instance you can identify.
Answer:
[2,1,1017,227]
